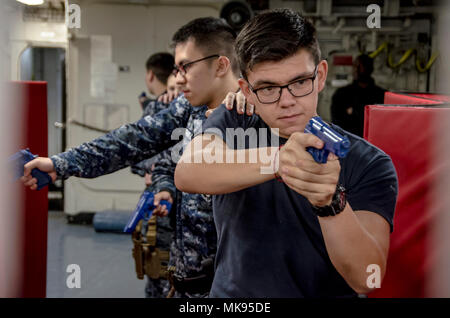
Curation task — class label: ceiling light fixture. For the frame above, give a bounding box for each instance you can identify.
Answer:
[16,0,44,5]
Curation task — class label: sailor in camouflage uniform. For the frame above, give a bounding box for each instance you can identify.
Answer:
[48,95,215,296]
[22,17,241,297]
[129,53,177,297]
[142,100,178,297]
[136,97,176,298]
[131,52,175,178]
[151,105,215,297]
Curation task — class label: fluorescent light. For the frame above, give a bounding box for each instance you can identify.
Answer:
[16,0,44,5]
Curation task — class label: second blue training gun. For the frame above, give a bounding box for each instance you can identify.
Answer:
[9,148,52,190]
[304,116,351,164]
[123,191,172,233]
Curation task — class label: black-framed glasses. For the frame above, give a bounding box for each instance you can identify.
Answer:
[248,65,318,104]
[172,54,220,76]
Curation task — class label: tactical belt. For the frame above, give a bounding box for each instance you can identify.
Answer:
[167,258,214,295]
[169,272,214,295]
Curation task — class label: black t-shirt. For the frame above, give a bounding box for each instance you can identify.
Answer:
[200,104,398,298]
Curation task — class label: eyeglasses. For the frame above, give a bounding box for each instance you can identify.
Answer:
[248,65,318,104]
[172,54,220,77]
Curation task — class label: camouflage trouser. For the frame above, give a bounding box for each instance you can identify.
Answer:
[173,290,209,298]
[145,280,208,298]
[145,277,171,298]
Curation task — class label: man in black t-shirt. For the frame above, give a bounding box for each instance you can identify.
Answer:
[175,9,398,297]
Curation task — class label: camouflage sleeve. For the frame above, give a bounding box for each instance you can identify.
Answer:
[130,165,146,177]
[130,99,171,176]
[130,155,159,176]
[51,95,192,179]
[142,99,169,118]
[151,149,176,200]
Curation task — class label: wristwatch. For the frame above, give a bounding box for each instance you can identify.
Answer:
[312,184,347,217]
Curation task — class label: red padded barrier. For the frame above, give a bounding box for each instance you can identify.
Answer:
[364,104,450,297]
[384,92,443,106]
[11,81,48,298]
[409,93,450,103]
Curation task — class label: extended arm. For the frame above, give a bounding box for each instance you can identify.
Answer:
[175,134,277,194]
[130,99,171,176]
[43,97,188,178]
[22,97,192,190]
[52,99,190,179]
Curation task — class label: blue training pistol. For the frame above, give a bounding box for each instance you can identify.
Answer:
[9,148,52,190]
[304,116,351,164]
[123,190,172,233]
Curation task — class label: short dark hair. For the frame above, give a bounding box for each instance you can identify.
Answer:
[171,17,239,76]
[235,9,321,79]
[145,52,174,84]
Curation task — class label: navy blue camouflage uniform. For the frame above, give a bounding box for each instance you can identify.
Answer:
[51,95,215,297]
[132,97,175,298]
[51,95,192,179]
[131,97,171,176]
[151,106,214,297]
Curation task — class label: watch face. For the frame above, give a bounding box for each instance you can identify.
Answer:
[337,189,346,211]
[313,184,346,217]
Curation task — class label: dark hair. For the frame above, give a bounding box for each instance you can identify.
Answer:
[235,8,321,79]
[171,17,239,76]
[145,52,174,83]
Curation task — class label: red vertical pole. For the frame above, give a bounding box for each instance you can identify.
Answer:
[13,81,49,298]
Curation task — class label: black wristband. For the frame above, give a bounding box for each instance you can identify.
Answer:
[312,184,347,217]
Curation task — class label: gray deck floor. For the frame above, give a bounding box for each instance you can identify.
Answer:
[46,211,146,298]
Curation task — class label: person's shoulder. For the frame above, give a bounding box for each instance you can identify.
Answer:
[333,83,356,94]
[333,125,397,233]
[372,84,387,96]
[142,99,168,117]
[205,104,260,129]
[331,84,356,103]
[191,104,208,116]
[207,104,233,122]
[202,104,234,132]
[171,94,191,108]
[332,124,393,165]
[165,94,193,116]
[139,94,192,126]
[142,98,157,109]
